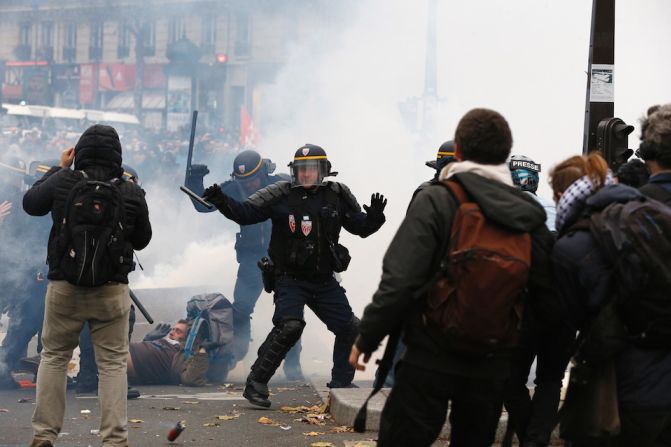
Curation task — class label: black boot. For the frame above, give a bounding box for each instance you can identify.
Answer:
[243,377,271,408]
[243,319,305,408]
[329,316,359,388]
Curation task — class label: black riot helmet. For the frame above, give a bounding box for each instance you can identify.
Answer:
[288,144,332,188]
[231,150,275,180]
[425,140,456,172]
[122,164,141,186]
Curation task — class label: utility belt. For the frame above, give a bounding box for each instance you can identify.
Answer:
[257,256,339,292]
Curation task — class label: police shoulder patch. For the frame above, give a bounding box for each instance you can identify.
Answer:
[329,181,361,212]
[248,181,291,207]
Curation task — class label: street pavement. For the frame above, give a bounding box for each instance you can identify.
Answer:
[0,378,382,447]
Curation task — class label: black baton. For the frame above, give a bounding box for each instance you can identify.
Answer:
[129,289,154,324]
[180,185,214,210]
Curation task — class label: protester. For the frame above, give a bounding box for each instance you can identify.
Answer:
[351,108,555,446]
[23,124,152,447]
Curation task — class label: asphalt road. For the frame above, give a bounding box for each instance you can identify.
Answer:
[0,380,379,447]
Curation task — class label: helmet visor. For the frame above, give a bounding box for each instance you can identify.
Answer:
[291,159,329,187]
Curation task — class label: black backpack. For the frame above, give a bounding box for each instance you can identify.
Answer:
[55,171,134,287]
[589,196,671,347]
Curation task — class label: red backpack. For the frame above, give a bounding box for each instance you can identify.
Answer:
[423,180,532,353]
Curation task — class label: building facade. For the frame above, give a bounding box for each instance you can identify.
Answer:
[0,0,302,131]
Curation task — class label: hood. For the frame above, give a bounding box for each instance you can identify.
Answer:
[74,124,123,170]
[453,172,547,233]
[440,160,514,186]
[585,184,643,211]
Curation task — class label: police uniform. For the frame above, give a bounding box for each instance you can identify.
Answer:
[186,150,303,380]
[203,144,387,407]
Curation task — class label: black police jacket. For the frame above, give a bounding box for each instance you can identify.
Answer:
[22,165,152,284]
[210,181,385,277]
[186,174,289,253]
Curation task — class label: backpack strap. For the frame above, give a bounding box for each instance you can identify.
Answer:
[353,326,402,433]
[441,179,469,205]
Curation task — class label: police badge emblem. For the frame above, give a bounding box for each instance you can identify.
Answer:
[302,148,310,156]
[239,165,246,174]
[288,214,296,233]
[301,219,312,236]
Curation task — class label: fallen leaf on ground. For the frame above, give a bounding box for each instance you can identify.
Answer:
[183,401,199,405]
[162,406,181,410]
[257,416,280,426]
[17,397,32,403]
[303,431,326,436]
[329,426,354,433]
[310,442,335,447]
[216,414,240,421]
[280,405,322,414]
[203,423,220,427]
[80,409,91,415]
[0,409,9,413]
[128,419,144,423]
[280,425,291,430]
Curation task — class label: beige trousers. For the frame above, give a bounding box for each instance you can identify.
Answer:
[32,280,130,446]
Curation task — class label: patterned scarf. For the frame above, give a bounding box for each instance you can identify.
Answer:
[555,173,615,232]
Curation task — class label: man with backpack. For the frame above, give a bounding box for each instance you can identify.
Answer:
[350,108,555,446]
[637,104,671,206]
[23,124,152,447]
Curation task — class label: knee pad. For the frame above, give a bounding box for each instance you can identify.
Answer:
[278,318,306,345]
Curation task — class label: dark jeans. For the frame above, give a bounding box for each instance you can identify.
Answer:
[505,326,574,445]
[232,252,301,368]
[0,279,47,372]
[379,361,506,447]
[272,275,355,383]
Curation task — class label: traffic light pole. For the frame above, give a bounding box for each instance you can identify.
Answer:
[583,0,615,154]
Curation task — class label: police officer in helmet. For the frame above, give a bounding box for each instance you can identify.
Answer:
[202,144,387,407]
[186,149,304,381]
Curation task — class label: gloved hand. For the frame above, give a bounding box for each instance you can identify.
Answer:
[202,183,225,202]
[143,322,171,341]
[363,193,387,217]
[188,164,210,178]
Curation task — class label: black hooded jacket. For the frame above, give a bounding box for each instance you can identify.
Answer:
[356,172,556,379]
[22,126,152,284]
[553,184,671,409]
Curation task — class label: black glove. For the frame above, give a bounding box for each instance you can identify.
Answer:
[188,164,210,178]
[143,322,171,341]
[363,193,387,217]
[202,183,229,209]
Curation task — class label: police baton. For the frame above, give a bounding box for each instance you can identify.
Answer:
[184,110,198,185]
[179,185,214,210]
[129,289,154,324]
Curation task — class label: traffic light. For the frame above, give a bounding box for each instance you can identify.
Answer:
[596,117,634,170]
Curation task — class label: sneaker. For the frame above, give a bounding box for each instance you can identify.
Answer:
[243,379,271,408]
[0,372,19,390]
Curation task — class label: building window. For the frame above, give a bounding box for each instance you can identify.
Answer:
[168,17,184,44]
[20,22,32,45]
[142,22,155,56]
[118,22,130,58]
[63,23,77,62]
[201,15,216,54]
[89,21,103,60]
[234,11,250,57]
[38,21,53,60]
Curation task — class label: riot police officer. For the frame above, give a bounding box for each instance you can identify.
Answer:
[202,144,387,407]
[0,154,49,389]
[186,150,304,381]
